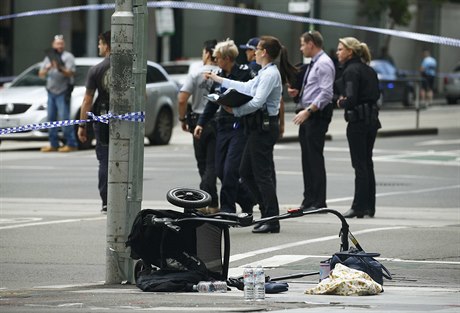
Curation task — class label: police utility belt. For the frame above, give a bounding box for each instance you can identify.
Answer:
[345,103,379,124]
[242,109,278,133]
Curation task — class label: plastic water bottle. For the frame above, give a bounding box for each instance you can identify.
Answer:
[254,265,265,300]
[193,281,227,293]
[243,266,254,300]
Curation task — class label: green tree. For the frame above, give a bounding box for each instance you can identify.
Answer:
[359,0,412,50]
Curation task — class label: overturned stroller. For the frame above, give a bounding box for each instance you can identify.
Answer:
[126,187,377,292]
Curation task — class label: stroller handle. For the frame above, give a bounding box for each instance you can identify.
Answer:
[254,208,359,252]
[144,208,362,252]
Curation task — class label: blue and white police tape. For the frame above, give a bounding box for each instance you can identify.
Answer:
[1,1,459,48]
[0,111,145,135]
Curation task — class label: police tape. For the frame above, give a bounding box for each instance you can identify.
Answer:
[0,111,145,135]
[0,1,459,48]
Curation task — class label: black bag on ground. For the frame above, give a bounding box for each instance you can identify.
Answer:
[136,268,207,292]
[329,247,392,285]
[126,209,230,292]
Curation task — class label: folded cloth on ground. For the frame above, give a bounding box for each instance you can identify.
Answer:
[305,264,383,296]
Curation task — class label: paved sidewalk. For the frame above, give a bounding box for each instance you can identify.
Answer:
[1,279,458,312]
[171,101,460,145]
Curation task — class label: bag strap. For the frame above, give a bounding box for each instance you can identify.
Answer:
[381,263,392,280]
[335,251,381,258]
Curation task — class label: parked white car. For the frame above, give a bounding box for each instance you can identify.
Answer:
[161,59,202,89]
[0,58,178,148]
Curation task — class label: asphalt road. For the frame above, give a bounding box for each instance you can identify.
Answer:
[0,104,459,312]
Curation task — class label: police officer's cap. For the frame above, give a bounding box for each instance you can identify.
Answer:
[239,37,260,50]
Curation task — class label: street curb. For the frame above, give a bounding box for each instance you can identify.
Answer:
[279,128,439,143]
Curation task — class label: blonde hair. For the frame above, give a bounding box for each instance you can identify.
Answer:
[339,37,372,64]
[213,38,239,61]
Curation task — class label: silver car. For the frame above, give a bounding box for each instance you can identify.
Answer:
[444,63,460,105]
[0,57,178,148]
[161,59,202,89]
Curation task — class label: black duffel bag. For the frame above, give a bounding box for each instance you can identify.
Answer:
[330,247,392,286]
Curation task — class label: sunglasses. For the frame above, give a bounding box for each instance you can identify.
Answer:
[54,34,64,40]
[306,31,317,46]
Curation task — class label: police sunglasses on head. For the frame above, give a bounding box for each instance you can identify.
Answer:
[306,31,317,46]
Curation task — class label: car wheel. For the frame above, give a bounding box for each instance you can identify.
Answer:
[446,97,457,105]
[148,107,172,145]
[166,187,212,209]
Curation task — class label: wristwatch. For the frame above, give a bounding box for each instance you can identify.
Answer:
[307,107,313,114]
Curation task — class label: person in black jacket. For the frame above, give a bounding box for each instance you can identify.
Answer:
[335,37,381,218]
[194,39,256,214]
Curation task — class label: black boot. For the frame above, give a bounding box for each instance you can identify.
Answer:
[343,209,365,218]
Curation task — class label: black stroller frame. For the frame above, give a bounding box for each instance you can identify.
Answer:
[127,187,364,286]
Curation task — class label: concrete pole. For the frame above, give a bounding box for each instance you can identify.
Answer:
[86,0,99,57]
[106,0,147,284]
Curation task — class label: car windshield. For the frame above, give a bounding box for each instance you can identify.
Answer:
[11,65,91,87]
[162,64,190,75]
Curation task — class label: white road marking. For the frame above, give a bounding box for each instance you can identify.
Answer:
[230,226,407,263]
[415,139,460,146]
[0,216,106,230]
[0,217,42,224]
[324,184,460,204]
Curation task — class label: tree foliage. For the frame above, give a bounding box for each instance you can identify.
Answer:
[359,0,412,28]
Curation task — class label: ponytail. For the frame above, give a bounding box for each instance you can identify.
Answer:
[339,37,373,65]
[279,46,298,86]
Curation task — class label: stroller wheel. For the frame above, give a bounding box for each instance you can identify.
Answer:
[166,187,212,209]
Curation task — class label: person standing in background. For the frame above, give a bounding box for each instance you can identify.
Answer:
[239,37,261,73]
[419,49,437,106]
[77,31,111,214]
[39,34,78,152]
[335,37,381,219]
[287,31,335,212]
[177,40,220,212]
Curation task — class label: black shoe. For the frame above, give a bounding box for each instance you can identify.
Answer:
[252,223,280,234]
[367,209,375,217]
[101,205,107,214]
[342,209,365,218]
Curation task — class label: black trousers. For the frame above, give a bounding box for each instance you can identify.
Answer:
[215,123,254,213]
[193,123,218,208]
[239,122,279,218]
[346,120,379,213]
[94,123,108,207]
[298,116,330,208]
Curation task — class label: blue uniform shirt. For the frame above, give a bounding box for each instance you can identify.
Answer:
[221,63,281,117]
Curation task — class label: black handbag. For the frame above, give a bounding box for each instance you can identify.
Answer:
[330,248,392,285]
